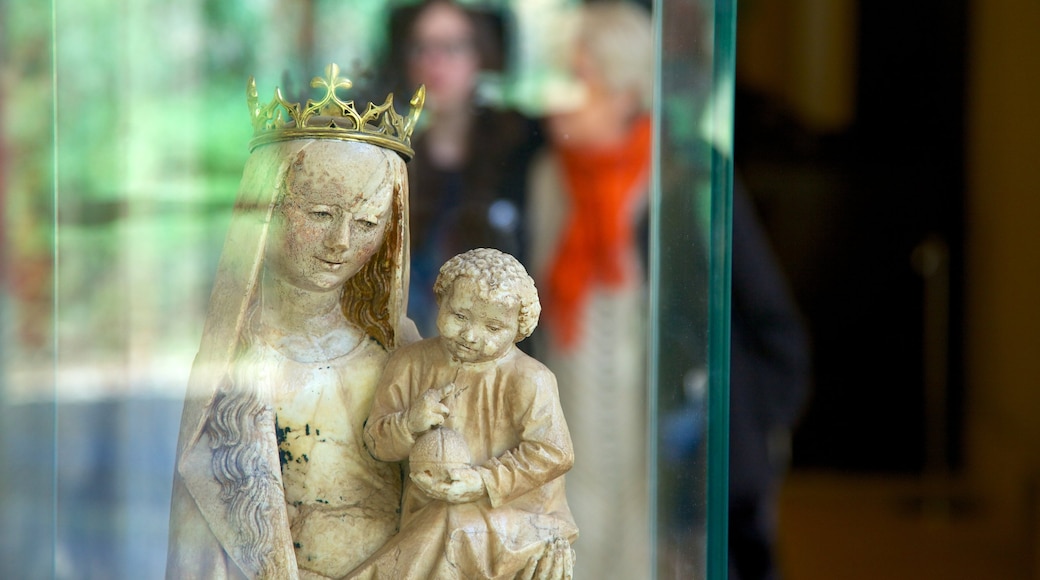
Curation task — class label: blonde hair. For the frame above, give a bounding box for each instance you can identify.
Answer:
[576,1,654,111]
[434,248,540,342]
[339,174,406,349]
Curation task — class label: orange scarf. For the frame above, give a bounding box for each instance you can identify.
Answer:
[544,116,652,349]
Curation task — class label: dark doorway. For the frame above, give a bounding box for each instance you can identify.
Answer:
[736,1,967,473]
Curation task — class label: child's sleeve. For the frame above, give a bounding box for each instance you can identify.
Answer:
[363,349,419,462]
[479,365,574,508]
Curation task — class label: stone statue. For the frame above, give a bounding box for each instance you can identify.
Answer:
[166,65,424,579]
[351,248,578,579]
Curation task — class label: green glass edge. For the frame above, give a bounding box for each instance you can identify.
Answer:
[707,0,736,578]
[646,0,663,575]
[650,0,735,576]
[49,0,60,576]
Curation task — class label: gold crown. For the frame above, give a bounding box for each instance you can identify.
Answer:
[246,63,425,160]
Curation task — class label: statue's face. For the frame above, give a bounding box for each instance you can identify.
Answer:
[266,142,395,293]
[436,277,519,363]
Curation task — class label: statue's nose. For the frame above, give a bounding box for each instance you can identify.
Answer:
[325,214,351,251]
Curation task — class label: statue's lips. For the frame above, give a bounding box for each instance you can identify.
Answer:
[450,341,477,355]
[316,257,346,269]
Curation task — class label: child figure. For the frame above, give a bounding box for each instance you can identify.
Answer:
[352,248,577,579]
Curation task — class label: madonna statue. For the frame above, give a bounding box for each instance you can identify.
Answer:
[166,66,423,579]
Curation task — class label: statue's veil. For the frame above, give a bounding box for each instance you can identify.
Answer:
[173,138,411,468]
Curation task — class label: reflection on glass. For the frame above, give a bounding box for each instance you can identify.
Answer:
[652,0,730,578]
[168,136,413,578]
[0,0,731,578]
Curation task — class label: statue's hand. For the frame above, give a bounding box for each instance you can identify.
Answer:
[409,469,439,498]
[406,383,456,434]
[443,467,486,503]
[410,466,486,503]
[518,537,575,580]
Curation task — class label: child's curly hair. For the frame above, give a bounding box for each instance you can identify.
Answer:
[433,248,541,342]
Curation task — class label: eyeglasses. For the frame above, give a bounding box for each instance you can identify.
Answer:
[407,38,476,61]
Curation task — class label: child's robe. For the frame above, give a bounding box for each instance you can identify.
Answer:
[352,338,578,579]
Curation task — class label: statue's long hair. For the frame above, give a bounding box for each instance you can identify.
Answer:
[340,165,405,350]
[205,331,280,575]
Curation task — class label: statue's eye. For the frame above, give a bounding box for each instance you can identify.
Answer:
[486,325,500,333]
[311,210,333,220]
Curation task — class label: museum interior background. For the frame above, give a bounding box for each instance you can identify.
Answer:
[735,0,1039,578]
[1,0,1038,578]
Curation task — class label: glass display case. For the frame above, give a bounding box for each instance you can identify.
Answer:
[0,0,732,577]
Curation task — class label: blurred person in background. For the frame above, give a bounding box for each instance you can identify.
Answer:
[525,2,654,578]
[390,0,543,337]
[727,177,810,580]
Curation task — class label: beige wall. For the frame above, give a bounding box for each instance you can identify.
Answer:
[966,0,1040,564]
[967,0,1040,455]
[737,0,857,132]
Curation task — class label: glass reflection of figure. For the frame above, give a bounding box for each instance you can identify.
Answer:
[526,2,654,579]
[166,66,423,579]
[391,0,544,336]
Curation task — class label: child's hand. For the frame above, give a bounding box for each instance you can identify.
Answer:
[406,383,457,435]
[410,466,486,503]
[519,536,575,580]
[444,467,486,503]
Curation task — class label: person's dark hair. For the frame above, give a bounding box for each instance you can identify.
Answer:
[385,0,507,91]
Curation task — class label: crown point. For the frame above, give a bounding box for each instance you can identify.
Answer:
[406,85,426,134]
[411,85,426,110]
[312,63,352,95]
[246,77,259,119]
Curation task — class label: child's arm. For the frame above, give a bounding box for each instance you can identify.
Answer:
[411,466,486,504]
[478,365,575,508]
[364,350,455,461]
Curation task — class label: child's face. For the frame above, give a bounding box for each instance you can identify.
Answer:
[437,277,519,364]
